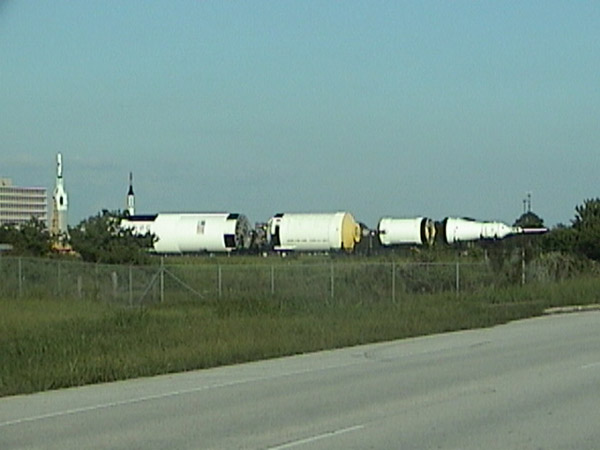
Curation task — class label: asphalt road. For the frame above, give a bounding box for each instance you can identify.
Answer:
[1,311,599,449]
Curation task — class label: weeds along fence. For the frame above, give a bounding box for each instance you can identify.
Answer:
[0,255,541,306]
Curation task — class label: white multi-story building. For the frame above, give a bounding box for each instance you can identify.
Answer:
[0,178,48,227]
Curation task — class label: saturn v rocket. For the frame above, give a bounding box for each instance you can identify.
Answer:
[51,153,69,237]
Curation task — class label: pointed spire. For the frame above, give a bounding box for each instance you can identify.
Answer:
[127,171,135,216]
[128,172,134,196]
[51,153,68,237]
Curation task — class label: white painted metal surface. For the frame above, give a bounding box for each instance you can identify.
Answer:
[126,172,135,216]
[121,213,251,253]
[267,212,361,252]
[377,217,435,246]
[51,153,68,235]
[442,217,521,244]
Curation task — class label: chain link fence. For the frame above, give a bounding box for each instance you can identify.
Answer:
[0,255,535,306]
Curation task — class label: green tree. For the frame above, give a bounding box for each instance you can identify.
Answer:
[68,210,155,264]
[511,211,546,264]
[0,217,52,256]
[541,224,578,254]
[513,211,545,229]
[572,198,600,261]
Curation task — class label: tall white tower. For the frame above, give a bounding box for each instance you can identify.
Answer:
[51,153,69,236]
[126,172,135,216]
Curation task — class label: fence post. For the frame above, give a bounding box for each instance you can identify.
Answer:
[18,257,23,298]
[455,261,460,296]
[392,261,396,304]
[160,257,165,303]
[521,246,526,286]
[57,261,61,298]
[129,265,133,306]
[330,263,334,300]
[94,263,99,301]
[218,264,222,298]
[270,265,275,295]
[111,271,118,301]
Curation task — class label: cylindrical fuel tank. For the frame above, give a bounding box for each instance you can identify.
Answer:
[442,217,520,244]
[377,217,436,246]
[267,212,361,252]
[121,213,251,253]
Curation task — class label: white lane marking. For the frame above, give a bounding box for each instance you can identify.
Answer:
[0,380,242,427]
[0,359,365,428]
[580,361,600,370]
[267,424,365,450]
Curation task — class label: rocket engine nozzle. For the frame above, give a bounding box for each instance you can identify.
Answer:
[521,227,548,235]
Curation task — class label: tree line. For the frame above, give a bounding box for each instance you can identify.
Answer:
[0,210,154,264]
[1,199,600,265]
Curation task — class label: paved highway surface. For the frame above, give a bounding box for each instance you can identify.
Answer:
[1,312,599,449]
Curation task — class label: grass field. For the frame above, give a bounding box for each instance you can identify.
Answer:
[2,274,599,398]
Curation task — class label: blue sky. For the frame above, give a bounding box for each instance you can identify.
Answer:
[1,1,599,228]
